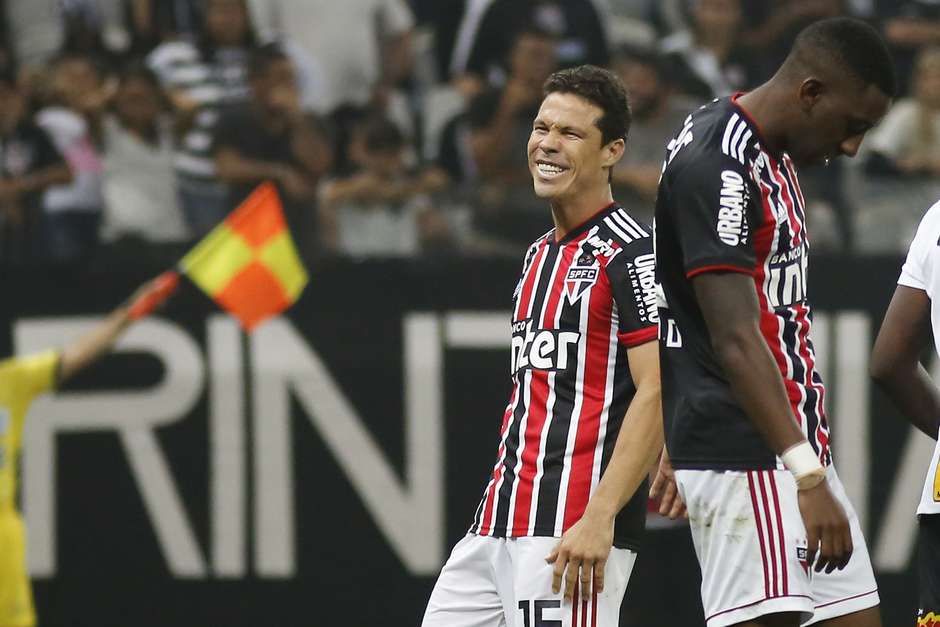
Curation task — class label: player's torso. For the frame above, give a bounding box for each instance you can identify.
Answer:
[471,207,646,547]
[657,98,829,469]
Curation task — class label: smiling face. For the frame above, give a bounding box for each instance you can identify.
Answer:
[527,92,624,204]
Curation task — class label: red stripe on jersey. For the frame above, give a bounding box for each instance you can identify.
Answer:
[770,158,802,246]
[618,326,657,347]
[686,264,754,279]
[511,243,580,535]
[515,243,548,320]
[782,155,806,211]
[562,270,615,532]
[794,302,829,462]
[479,385,519,535]
[747,472,771,598]
[757,472,779,596]
[753,166,805,427]
[768,472,789,595]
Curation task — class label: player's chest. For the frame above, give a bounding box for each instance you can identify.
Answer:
[509,245,613,375]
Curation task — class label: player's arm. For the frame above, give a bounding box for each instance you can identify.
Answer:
[547,340,663,601]
[694,271,852,573]
[871,285,940,439]
[57,273,179,385]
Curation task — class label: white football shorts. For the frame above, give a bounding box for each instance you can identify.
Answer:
[422,534,637,627]
[674,465,878,627]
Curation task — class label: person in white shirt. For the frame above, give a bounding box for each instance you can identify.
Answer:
[871,197,940,626]
[101,62,189,244]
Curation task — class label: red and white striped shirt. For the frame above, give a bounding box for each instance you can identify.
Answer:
[469,203,657,550]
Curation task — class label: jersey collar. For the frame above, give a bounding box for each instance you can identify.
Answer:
[552,202,619,245]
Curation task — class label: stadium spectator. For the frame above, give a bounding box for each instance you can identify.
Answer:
[610,45,697,222]
[880,0,940,94]
[36,53,109,267]
[659,0,754,101]
[4,0,128,70]
[100,62,188,244]
[463,27,558,251]
[449,0,608,85]
[212,44,332,255]
[866,46,940,178]
[318,116,451,258]
[147,0,257,236]
[247,0,415,114]
[739,0,844,81]
[126,0,204,54]
[0,71,71,268]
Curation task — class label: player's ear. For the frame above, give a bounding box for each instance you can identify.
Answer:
[798,78,824,113]
[602,138,625,168]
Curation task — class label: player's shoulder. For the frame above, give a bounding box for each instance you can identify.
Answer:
[520,228,553,265]
[664,97,752,177]
[910,197,940,255]
[594,205,652,249]
[919,198,940,231]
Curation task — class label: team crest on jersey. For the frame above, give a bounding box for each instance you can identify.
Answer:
[565,265,598,304]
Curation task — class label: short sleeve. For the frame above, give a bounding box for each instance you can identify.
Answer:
[899,200,940,291]
[667,155,758,278]
[605,236,659,348]
[2,351,59,401]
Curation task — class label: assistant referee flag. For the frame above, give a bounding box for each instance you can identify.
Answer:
[180,182,309,330]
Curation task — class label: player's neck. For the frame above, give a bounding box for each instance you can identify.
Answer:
[550,186,614,241]
[735,84,790,156]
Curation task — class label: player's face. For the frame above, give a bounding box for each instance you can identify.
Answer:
[790,81,890,167]
[528,92,622,202]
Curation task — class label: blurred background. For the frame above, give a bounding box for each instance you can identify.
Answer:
[0,0,938,625]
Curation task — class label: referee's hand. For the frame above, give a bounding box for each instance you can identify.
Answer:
[798,481,853,573]
[545,511,614,603]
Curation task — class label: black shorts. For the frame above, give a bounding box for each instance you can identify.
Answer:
[918,514,940,625]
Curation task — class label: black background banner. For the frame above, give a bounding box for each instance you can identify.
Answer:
[0,256,921,626]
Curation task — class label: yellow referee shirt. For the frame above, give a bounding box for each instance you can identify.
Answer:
[0,350,58,627]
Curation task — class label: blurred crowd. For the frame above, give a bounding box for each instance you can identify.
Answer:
[0,0,939,269]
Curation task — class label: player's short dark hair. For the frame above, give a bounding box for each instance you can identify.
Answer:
[786,17,897,98]
[248,42,290,79]
[361,116,405,152]
[542,65,631,145]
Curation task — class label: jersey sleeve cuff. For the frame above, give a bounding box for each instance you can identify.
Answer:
[685,264,754,279]
[618,326,658,347]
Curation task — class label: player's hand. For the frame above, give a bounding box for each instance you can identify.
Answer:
[127,271,180,320]
[797,480,853,573]
[649,447,687,519]
[545,511,613,602]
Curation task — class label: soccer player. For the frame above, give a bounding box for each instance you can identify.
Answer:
[0,272,177,627]
[421,65,663,627]
[870,198,940,627]
[654,17,895,627]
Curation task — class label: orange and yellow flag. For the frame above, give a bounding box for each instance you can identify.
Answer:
[180,182,308,330]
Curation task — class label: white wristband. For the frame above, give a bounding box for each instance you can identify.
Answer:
[781,441,825,491]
